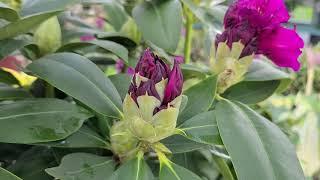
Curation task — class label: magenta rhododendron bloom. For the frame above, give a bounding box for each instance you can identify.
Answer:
[216,0,304,71]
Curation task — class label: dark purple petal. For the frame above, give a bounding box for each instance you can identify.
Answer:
[162,58,183,105]
[135,48,170,83]
[174,56,184,64]
[127,67,135,75]
[129,79,160,104]
[257,26,304,71]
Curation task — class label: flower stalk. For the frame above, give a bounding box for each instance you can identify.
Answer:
[184,6,193,64]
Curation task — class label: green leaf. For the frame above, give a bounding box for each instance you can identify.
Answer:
[0,168,22,180]
[0,86,31,100]
[179,111,222,145]
[46,153,115,180]
[0,2,20,22]
[0,99,93,144]
[180,0,225,31]
[222,81,280,104]
[178,75,217,124]
[97,32,137,49]
[215,100,305,180]
[109,73,131,100]
[159,162,202,180]
[104,0,128,31]
[245,60,290,81]
[0,37,34,59]
[111,155,154,180]
[21,0,117,16]
[41,125,110,149]
[133,0,182,52]
[0,10,62,40]
[21,0,77,16]
[7,147,58,180]
[57,40,129,63]
[0,69,19,85]
[27,53,123,118]
[181,64,208,80]
[162,135,208,154]
[223,60,292,104]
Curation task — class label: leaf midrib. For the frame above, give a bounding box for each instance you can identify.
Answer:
[0,110,74,120]
[66,159,113,176]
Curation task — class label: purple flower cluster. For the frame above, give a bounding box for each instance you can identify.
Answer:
[128,49,183,113]
[216,0,304,71]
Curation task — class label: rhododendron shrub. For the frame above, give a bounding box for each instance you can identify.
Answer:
[0,0,306,180]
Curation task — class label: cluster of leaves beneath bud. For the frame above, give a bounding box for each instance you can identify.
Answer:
[211,42,253,94]
[110,49,183,160]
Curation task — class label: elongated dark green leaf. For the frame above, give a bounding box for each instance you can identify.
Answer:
[27,53,123,118]
[179,111,222,145]
[133,0,182,52]
[215,100,304,180]
[0,99,93,144]
[181,64,208,80]
[245,60,290,81]
[111,155,154,180]
[42,125,110,149]
[178,75,217,124]
[0,3,19,21]
[0,168,22,180]
[104,0,128,31]
[0,86,31,100]
[0,69,19,85]
[0,38,34,59]
[0,10,61,40]
[222,81,280,104]
[57,40,129,63]
[46,153,115,180]
[159,162,202,180]
[97,32,137,49]
[21,0,117,16]
[7,147,58,180]
[109,74,131,100]
[223,60,291,104]
[21,0,77,16]
[162,135,208,154]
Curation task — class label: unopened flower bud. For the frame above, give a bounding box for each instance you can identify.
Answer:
[113,49,183,146]
[34,16,61,56]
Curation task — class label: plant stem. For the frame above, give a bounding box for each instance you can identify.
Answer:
[184,6,193,64]
[305,67,315,96]
[212,155,235,180]
[45,82,55,98]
